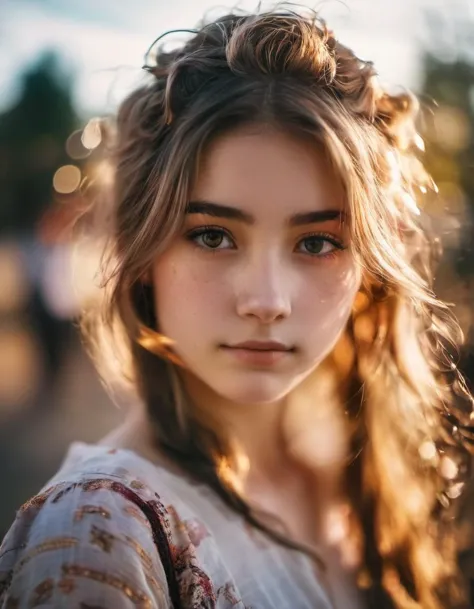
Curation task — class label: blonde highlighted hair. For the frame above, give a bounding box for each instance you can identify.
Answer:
[82,9,474,608]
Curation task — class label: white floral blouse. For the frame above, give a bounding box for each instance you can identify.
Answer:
[0,442,363,608]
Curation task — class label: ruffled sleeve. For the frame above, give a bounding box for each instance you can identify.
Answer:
[0,477,172,608]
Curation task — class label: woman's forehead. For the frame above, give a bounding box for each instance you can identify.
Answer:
[192,127,347,218]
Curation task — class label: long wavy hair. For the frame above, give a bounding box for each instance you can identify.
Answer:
[82,8,474,608]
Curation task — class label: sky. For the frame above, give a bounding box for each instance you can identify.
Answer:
[0,0,471,118]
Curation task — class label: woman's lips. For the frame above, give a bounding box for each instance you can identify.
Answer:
[220,340,294,366]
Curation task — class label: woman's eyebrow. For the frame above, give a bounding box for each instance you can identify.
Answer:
[187,201,254,223]
[186,200,345,226]
[289,209,345,226]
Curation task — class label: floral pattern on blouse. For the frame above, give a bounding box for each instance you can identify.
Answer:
[0,476,239,608]
[0,442,346,609]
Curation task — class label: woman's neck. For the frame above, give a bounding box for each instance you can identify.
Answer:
[181,368,349,481]
[180,370,299,480]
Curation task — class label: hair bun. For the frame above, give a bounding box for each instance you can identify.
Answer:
[226,14,337,82]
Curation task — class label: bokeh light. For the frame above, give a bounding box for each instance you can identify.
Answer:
[81,118,102,150]
[53,165,82,194]
[419,440,437,461]
[65,129,91,160]
[440,455,459,480]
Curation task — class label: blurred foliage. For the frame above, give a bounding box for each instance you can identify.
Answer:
[418,43,474,347]
[419,13,474,279]
[0,51,78,235]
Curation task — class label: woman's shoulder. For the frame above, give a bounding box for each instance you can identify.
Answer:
[0,443,215,608]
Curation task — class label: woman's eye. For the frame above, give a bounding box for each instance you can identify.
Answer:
[188,228,234,250]
[297,235,343,256]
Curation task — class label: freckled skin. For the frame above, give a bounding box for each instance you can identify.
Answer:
[152,127,361,405]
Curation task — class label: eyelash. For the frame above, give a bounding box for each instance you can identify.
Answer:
[185,225,346,259]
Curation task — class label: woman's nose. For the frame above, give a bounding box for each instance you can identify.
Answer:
[235,258,292,323]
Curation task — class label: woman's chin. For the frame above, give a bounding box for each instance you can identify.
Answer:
[216,380,292,406]
[182,367,304,407]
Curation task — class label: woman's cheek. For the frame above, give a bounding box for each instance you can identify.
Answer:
[299,265,359,335]
[153,256,224,333]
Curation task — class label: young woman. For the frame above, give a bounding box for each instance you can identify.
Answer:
[1,9,473,609]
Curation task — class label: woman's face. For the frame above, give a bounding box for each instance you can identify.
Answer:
[152,127,361,405]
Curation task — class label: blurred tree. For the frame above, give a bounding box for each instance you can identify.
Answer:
[419,6,474,279]
[0,51,78,235]
[418,11,474,374]
[420,56,474,275]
